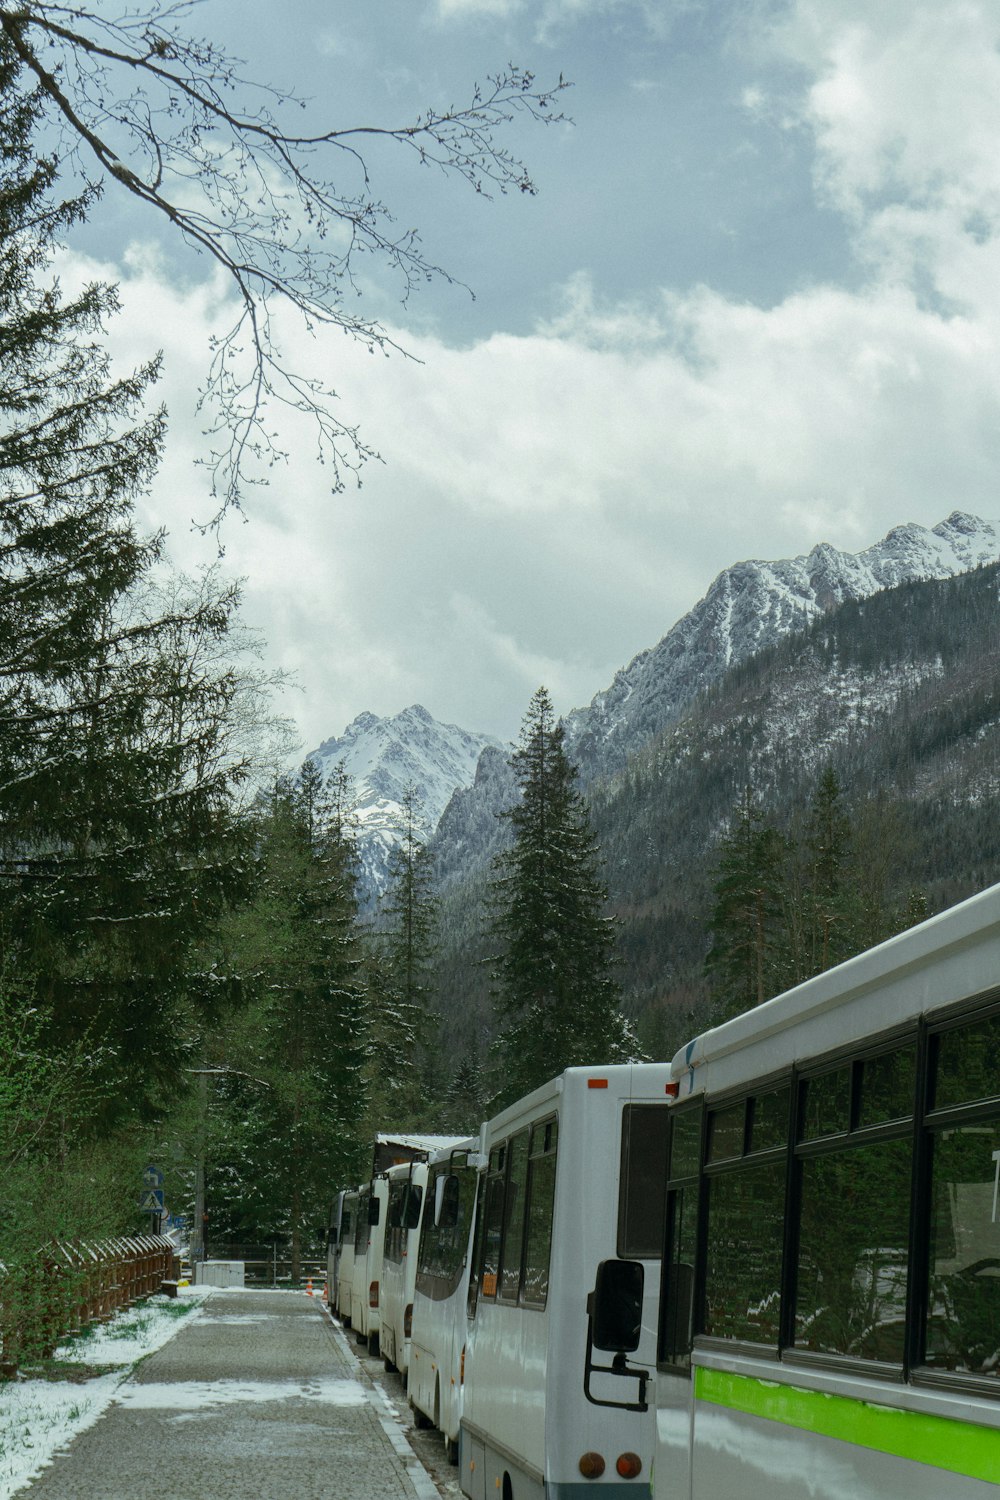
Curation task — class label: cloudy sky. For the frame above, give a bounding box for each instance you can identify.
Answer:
[57,0,1000,751]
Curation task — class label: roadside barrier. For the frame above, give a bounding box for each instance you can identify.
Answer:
[0,1234,178,1376]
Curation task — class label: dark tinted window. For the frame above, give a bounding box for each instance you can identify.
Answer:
[499,1131,529,1301]
[924,1120,1000,1378]
[708,1103,745,1163]
[522,1119,558,1307]
[802,1066,851,1140]
[618,1104,670,1258]
[704,1160,785,1346]
[355,1193,370,1253]
[935,1012,1000,1110]
[794,1137,912,1362]
[418,1164,478,1298]
[749,1087,790,1154]
[858,1047,916,1128]
[660,1184,697,1368]
[479,1151,506,1299]
[670,1107,702,1178]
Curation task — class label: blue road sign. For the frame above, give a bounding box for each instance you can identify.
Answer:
[139,1189,165,1211]
[142,1164,165,1189]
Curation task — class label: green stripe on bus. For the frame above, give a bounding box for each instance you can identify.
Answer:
[694,1366,1000,1485]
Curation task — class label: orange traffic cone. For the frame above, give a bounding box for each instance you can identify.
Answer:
[322,1282,328,1301]
[306,1278,313,1296]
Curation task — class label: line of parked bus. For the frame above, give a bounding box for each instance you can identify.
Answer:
[328,881,1000,1500]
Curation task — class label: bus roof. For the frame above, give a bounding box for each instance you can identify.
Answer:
[673,879,1000,1099]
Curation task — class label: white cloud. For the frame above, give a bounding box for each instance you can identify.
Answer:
[63,222,1000,752]
[770,1,1000,309]
[47,2,1000,752]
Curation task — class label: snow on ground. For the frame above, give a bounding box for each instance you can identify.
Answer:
[115,1376,367,1410]
[0,1284,212,1499]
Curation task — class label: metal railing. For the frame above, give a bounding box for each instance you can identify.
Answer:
[0,1234,177,1375]
[205,1244,327,1288]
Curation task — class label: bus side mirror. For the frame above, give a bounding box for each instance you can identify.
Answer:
[368,1196,381,1226]
[591,1259,643,1353]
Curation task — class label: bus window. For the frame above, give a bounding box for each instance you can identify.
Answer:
[748,1086,790,1154]
[499,1130,529,1301]
[480,1147,507,1298]
[925,1122,1000,1377]
[385,1180,407,1263]
[659,1103,701,1369]
[935,1009,1000,1109]
[794,1137,912,1362]
[704,1158,785,1346]
[925,1007,1000,1379]
[618,1103,670,1258]
[707,1102,745,1163]
[521,1118,558,1308]
[660,1185,697,1368]
[467,1174,488,1316]
[355,1193,370,1253]
[801,1064,851,1140]
[857,1046,916,1128]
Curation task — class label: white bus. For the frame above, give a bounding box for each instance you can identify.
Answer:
[379,1158,430,1378]
[409,1139,479,1461]
[460,1062,673,1500]
[327,1188,355,1320]
[350,1176,388,1355]
[591,881,1000,1500]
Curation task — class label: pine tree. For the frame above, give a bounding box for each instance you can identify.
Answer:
[0,45,252,1113]
[705,790,790,1019]
[377,784,440,1123]
[798,767,860,975]
[489,687,632,1106]
[212,764,369,1271]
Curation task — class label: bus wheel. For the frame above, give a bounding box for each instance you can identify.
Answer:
[368,1331,379,1356]
[356,1329,367,1347]
[383,1354,397,1373]
[412,1404,432,1430]
[445,1437,459,1466]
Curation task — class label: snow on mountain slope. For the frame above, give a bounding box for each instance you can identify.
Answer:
[563,511,1000,776]
[308,704,500,901]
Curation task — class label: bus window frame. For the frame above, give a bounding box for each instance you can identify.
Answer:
[680,999,1000,1396]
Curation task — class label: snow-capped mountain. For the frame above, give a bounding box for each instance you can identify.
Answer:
[432,511,1000,886]
[563,511,1000,777]
[308,704,500,902]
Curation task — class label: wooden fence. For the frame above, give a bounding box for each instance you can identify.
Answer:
[0,1234,178,1376]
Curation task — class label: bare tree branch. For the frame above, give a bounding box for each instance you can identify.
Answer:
[0,2,571,519]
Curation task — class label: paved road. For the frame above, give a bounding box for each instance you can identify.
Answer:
[21,1291,439,1500]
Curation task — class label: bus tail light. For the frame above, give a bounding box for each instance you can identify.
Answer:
[404,1303,413,1338]
[579,1453,605,1479]
[616,1453,642,1479]
[369,1280,379,1308]
[460,1344,466,1385]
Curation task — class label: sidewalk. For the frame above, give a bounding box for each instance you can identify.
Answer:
[17,1290,439,1500]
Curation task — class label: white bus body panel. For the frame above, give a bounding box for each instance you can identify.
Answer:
[658,1355,1000,1500]
[380,1159,429,1377]
[336,1190,360,1325]
[326,1189,346,1315]
[409,1141,479,1448]
[462,1062,673,1500]
[657,881,1000,1500]
[351,1176,388,1344]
